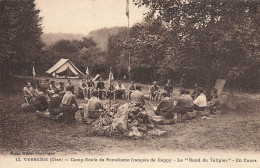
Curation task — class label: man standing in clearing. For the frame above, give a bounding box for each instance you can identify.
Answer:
[61,85,79,124]
[193,87,207,111]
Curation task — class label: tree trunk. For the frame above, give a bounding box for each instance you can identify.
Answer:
[205,53,213,100]
[117,70,121,80]
[149,70,153,83]
[205,9,215,100]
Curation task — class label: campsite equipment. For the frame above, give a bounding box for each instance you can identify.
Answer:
[46,58,85,78]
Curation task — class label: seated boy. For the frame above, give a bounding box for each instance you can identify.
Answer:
[149,81,160,101]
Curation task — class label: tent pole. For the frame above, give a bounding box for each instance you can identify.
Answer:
[68,67,70,78]
[67,67,69,79]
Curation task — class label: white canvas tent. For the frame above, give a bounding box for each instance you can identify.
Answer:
[46,58,85,77]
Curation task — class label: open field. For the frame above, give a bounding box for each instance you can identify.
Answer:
[0,76,260,155]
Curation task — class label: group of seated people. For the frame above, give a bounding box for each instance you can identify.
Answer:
[149,79,174,101]
[23,79,65,104]
[22,78,142,124]
[154,85,220,122]
[23,77,220,124]
[83,82,219,123]
[23,79,81,124]
[77,78,137,100]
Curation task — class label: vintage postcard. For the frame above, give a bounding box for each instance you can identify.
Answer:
[0,0,259,167]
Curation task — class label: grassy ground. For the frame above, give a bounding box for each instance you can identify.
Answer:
[0,76,259,155]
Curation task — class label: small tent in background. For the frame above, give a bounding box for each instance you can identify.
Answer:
[46,58,85,78]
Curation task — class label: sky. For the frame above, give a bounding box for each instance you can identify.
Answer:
[35,0,148,35]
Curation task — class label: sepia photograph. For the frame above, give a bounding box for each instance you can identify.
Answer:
[0,0,259,167]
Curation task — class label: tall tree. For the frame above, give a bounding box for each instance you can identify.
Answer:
[0,0,43,78]
[107,27,128,79]
[134,0,260,95]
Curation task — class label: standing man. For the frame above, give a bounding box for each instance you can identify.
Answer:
[193,87,207,111]
[61,85,79,124]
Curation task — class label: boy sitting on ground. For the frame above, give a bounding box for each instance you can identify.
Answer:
[61,85,79,124]
[96,78,106,99]
[154,92,175,118]
[34,85,49,112]
[149,81,160,101]
[87,78,95,99]
[87,90,105,119]
[48,88,62,116]
[193,87,207,111]
[163,79,173,97]
[115,81,126,99]
[130,86,145,107]
[107,82,116,99]
[78,79,87,99]
[174,89,190,123]
[23,81,33,104]
[208,88,220,114]
[128,81,136,100]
